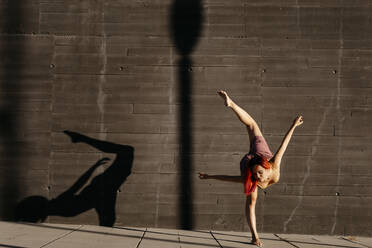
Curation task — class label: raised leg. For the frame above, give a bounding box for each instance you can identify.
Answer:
[218,90,263,142]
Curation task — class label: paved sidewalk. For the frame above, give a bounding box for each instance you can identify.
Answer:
[0,221,371,248]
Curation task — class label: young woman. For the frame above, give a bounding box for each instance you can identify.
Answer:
[199,90,303,247]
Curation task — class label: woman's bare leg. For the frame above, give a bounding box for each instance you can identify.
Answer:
[218,90,263,142]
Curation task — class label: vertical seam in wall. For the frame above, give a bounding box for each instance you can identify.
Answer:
[98,1,107,143]
[331,3,344,235]
[259,0,264,134]
[38,1,41,34]
[296,0,301,38]
[48,34,57,207]
[243,0,246,35]
[154,181,160,227]
[206,3,209,38]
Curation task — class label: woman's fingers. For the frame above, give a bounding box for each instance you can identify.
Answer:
[294,115,304,126]
[298,116,304,125]
[217,90,227,97]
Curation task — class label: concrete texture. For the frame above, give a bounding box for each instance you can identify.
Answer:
[0,0,372,236]
[1,221,371,248]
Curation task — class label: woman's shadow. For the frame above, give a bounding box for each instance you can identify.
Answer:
[15,131,134,227]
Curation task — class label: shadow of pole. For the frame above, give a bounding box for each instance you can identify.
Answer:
[0,0,24,220]
[170,0,203,230]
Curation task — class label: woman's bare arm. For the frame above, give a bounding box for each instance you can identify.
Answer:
[271,116,303,170]
[198,173,243,183]
[246,188,263,247]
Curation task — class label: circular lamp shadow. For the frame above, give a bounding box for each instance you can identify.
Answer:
[170,0,203,56]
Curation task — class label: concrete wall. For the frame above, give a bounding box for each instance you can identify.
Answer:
[0,0,371,236]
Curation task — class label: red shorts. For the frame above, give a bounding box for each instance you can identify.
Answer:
[240,136,273,176]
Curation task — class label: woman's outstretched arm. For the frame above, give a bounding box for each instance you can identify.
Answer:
[271,116,303,170]
[246,188,263,247]
[199,173,243,183]
[218,90,262,142]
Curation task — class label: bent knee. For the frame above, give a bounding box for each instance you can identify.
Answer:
[246,123,263,137]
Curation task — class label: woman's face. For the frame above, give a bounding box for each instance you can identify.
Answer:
[253,164,271,183]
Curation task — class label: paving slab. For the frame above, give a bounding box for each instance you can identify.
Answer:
[343,236,372,248]
[315,235,367,248]
[211,230,253,248]
[138,228,180,248]
[212,231,293,248]
[277,234,366,248]
[0,221,81,248]
[258,233,295,248]
[42,225,145,248]
[178,230,219,248]
[1,221,371,248]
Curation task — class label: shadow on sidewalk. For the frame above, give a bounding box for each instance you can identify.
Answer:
[4,222,363,248]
